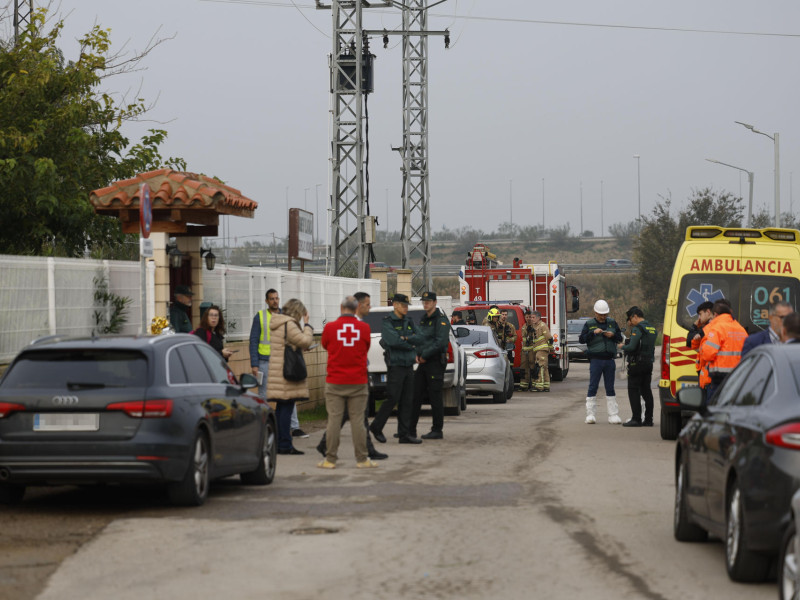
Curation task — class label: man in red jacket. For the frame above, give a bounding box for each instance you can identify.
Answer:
[319,296,377,469]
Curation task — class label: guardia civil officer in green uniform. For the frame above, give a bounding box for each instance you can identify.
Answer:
[411,291,451,440]
[619,306,658,427]
[370,293,422,444]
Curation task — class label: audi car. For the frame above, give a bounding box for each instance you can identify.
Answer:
[673,343,800,583]
[0,334,277,506]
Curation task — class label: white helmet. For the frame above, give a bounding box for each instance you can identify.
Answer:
[593,299,610,314]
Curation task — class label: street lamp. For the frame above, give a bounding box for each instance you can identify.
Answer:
[736,121,780,227]
[706,158,754,226]
[633,155,641,221]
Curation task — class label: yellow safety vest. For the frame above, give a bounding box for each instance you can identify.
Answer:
[258,310,273,356]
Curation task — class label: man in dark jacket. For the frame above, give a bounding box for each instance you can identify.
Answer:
[370,293,422,445]
[742,300,794,356]
[411,291,451,440]
[169,285,193,333]
[619,306,658,427]
[578,299,623,424]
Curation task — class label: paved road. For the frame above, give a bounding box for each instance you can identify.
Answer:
[1,361,777,600]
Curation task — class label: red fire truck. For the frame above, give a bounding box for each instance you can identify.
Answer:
[454,244,580,382]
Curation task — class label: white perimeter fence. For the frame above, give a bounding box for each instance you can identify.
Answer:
[0,255,378,363]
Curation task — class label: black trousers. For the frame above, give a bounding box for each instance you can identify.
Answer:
[412,362,446,433]
[627,366,654,423]
[373,365,415,438]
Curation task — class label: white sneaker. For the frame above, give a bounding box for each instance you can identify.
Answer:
[585,415,596,424]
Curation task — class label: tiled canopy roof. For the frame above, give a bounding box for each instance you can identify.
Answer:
[90,169,257,236]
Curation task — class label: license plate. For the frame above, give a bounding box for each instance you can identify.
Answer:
[34,413,100,432]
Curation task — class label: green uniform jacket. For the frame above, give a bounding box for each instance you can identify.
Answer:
[380,312,419,367]
[416,308,451,363]
[621,319,657,365]
[169,302,192,333]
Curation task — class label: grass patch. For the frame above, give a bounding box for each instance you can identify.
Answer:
[298,402,328,423]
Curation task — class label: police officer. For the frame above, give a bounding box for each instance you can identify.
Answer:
[411,291,450,440]
[370,293,422,445]
[619,306,658,427]
[169,285,193,333]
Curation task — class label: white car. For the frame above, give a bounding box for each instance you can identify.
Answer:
[362,306,467,416]
[453,325,514,403]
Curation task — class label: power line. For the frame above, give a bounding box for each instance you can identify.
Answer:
[198,0,800,39]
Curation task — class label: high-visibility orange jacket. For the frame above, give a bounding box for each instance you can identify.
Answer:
[697,313,747,388]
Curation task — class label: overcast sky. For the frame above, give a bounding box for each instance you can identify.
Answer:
[53,0,800,253]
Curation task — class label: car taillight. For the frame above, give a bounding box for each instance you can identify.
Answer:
[0,402,25,418]
[107,400,173,418]
[474,349,500,359]
[661,334,670,381]
[766,423,800,450]
[447,342,454,364]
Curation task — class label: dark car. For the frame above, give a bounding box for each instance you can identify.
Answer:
[673,344,800,582]
[0,334,277,506]
[604,258,633,267]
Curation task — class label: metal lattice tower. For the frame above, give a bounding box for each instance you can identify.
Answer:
[13,0,34,44]
[400,0,433,295]
[329,0,368,279]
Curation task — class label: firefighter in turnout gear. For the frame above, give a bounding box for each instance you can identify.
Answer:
[520,310,553,392]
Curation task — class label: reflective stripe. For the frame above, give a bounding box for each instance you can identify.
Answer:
[258,310,272,356]
[708,366,735,373]
[704,341,721,350]
[717,351,741,356]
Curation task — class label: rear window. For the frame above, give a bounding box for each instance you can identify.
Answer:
[362,308,427,334]
[0,349,148,390]
[676,274,800,333]
[455,308,519,329]
[568,320,586,334]
[455,328,491,346]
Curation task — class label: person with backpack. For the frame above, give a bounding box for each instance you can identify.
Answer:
[192,305,234,360]
[578,299,623,425]
[619,306,658,427]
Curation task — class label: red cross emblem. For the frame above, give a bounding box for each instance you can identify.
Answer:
[337,322,361,346]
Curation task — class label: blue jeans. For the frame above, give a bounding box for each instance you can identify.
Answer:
[275,400,297,451]
[588,358,616,397]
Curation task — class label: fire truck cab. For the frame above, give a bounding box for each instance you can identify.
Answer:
[455,245,580,382]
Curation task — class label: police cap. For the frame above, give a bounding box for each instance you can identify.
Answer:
[421,291,437,301]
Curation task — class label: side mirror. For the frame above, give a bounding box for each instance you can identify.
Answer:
[240,373,259,390]
[567,286,580,313]
[676,386,706,414]
[454,326,471,338]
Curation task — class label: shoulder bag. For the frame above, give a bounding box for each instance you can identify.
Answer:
[283,322,308,382]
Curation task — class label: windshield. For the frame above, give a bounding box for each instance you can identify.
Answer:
[1,350,148,390]
[454,308,519,328]
[676,274,800,333]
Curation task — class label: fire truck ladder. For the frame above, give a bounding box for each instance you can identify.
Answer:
[532,275,549,317]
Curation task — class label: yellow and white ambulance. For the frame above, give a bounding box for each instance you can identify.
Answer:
[659,226,800,439]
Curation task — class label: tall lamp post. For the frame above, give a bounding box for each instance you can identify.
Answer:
[736,121,780,227]
[633,154,641,221]
[706,158,754,226]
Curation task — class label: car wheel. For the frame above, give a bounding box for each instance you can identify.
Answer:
[674,459,707,542]
[660,409,681,440]
[168,430,210,507]
[241,417,277,486]
[0,483,25,505]
[725,482,771,582]
[779,522,798,600]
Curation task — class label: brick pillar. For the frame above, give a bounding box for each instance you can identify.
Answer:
[369,267,389,305]
[396,269,412,300]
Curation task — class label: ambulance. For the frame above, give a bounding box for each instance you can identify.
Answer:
[659,226,800,440]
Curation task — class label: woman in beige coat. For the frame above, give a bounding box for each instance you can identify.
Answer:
[267,299,314,454]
